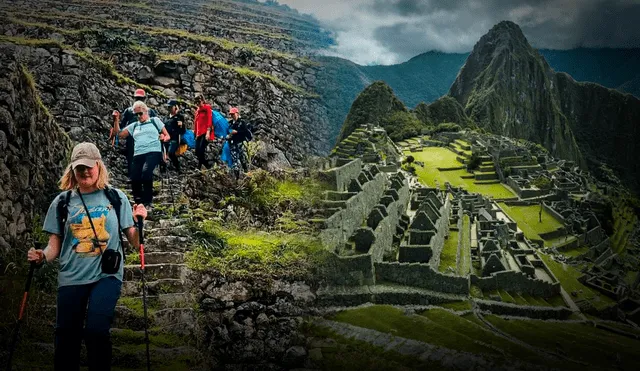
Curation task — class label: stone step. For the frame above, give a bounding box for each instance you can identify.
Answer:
[129,292,192,308]
[113,304,196,333]
[144,251,185,265]
[145,218,190,230]
[144,236,191,252]
[145,225,191,237]
[124,263,187,281]
[122,278,187,296]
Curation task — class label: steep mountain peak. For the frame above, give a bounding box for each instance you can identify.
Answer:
[461,20,535,81]
[335,81,406,143]
[484,20,529,47]
[448,20,584,167]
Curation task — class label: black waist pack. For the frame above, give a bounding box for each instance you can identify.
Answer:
[101,248,122,274]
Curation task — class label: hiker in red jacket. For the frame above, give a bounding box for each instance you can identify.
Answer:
[194,95,214,169]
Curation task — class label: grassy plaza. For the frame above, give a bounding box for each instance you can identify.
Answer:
[497,202,565,246]
[408,147,516,199]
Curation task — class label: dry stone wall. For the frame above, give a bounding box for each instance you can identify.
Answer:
[0,52,70,258]
[472,271,561,297]
[375,262,470,295]
[194,272,315,369]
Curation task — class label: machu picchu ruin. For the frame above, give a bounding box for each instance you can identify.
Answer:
[2,2,640,370]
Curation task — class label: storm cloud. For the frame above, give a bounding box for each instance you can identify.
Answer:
[277,0,640,65]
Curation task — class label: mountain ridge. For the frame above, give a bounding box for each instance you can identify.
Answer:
[315,46,640,147]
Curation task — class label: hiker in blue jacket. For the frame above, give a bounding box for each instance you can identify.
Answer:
[115,101,169,209]
[212,108,233,168]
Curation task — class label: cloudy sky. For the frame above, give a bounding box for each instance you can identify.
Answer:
[278,0,640,65]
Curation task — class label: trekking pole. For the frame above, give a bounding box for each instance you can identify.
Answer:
[137,216,151,371]
[6,243,41,371]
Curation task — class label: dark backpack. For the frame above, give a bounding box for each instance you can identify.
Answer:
[57,187,123,242]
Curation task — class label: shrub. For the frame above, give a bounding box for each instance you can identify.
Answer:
[466,152,481,171]
[431,122,461,134]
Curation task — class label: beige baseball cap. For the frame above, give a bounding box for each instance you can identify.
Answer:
[70,142,102,169]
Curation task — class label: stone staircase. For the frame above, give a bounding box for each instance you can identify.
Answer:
[113,173,204,369]
[21,172,206,370]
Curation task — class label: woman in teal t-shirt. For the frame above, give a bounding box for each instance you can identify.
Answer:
[27,142,147,371]
[115,100,170,209]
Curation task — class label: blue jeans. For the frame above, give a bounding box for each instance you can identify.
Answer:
[55,277,122,371]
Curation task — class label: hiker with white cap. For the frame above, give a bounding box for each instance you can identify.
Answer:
[27,142,147,371]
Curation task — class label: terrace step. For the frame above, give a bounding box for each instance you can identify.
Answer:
[144,251,185,265]
[316,284,467,307]
[122,278,187,296]
[112,307,196,333]
[124,263,187,280]
[144,236,192,252]
[145,225,191,237]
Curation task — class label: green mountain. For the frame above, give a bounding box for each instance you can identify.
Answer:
[449,20,640,192]
[316,48,640,148]
[449,21,585,165]
[336,81,407,142]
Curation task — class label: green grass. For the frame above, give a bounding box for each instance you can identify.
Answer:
[184,220,325,279]
[438,230,458,273]
[420,309,544,364]
[539,253,615,311]
[300,322,446,370]
[497,289,516,304]
[486,315,640,370]
[249,171,328,207]
[409,148,516,199]
[497,203,564,246]
[561,245,589,257]
[332,305,499,356]
[19,64,52,120]
[440,301,472,311]
[459,215,471,275]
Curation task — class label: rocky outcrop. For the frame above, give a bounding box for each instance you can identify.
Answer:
[554,73,640,192]
[0,52,70,259]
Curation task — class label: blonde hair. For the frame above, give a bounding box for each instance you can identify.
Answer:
[132,100,148,112]
[59,160,110,191]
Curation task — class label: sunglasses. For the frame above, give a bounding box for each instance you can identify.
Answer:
[135,111,145,117]
[74,165,94,172]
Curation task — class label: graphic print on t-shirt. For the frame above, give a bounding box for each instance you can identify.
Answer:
[68,205,112,257]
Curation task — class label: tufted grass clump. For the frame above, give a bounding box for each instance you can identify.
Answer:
[185,220,324,279]
[248,170,328,209]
